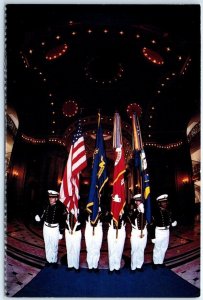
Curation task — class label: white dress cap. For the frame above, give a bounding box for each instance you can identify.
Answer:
[156,194,168,201]
[133,193,142,201]
[48,190,59,196]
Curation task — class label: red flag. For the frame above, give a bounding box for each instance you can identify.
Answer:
[111,147,126,225]
[60,121,87,220]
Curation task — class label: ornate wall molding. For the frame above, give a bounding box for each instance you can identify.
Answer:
[187,122,200,143]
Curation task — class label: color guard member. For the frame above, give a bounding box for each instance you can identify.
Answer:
[128,193,147,272]
[151,194,177,269]
[107,209,127,274]
[85,207,103,272]
[35,190,66,268]
[65,210,83,272]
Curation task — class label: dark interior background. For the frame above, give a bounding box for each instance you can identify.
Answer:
[6,4,200,225]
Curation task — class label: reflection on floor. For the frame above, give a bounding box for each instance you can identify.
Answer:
[5,217,200,297]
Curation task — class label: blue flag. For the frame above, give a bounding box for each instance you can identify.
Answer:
[86,116,108,223]
[132,110,152,224]
[143,173,151,224]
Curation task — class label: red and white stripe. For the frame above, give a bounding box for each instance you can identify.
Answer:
[60,135,87,220]
[72,136,87,176]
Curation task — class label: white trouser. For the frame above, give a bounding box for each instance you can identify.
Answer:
[85,221,103,269]
[130,227,147,269]
[107,223,126,271]
[153,227,170,264]
[65,228,82,269]
[43,224,60,263]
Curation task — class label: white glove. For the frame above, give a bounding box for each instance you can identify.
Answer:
[35,215,40,222]
[151,239,156,243]
[171,220,177,227]
[138,203,144,213]
[59,234,63,240]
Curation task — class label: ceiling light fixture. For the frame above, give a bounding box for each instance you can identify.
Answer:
[84,57,124,85]
[45,43,68,60]
[62,100,79,117]
[142,47,164,65]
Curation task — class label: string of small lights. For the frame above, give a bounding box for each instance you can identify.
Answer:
[20,22,185,90]
[45,43,68,61]
[21,133,183,150]
[144,141,183,149]
[144,54,192,139]
[180,56,192,75]
[84,59,124,85]
[19,22,190,140]
[142,47,164,65]
[21,134,66,146]
[62,100,78,117]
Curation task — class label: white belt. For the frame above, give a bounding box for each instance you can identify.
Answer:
[45,222,59,228]
[156,226,169,230]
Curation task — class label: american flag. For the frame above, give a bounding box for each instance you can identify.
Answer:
[60,121,87,220]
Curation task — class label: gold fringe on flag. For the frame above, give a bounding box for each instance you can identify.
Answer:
[132,113,143,151]
[113,112,123,149]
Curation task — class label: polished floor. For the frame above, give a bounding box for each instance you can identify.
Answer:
[5,216,200,297]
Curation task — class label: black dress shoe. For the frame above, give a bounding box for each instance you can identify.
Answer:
[94,268,99,273]
[66,267,74,271]
[75,268,80,273]
[87,268,93,273]
[152,263,158,270]
[137,268,143,272]
[108,270,114,274]
[130,269,136,273]
[45,262,51,267]
[52,263,58,269]
[159,263,166,268]
[115,270,120,274]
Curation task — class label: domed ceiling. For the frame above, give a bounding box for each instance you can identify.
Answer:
[6,4,200,148]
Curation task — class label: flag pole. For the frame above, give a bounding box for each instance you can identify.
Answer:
[134,113,144,238]
[132,113,142,193]
[128,104,144,238]
[136,117,144,238]
[114,112,120,240]
[87,110,108,235]
[116,226,118,239]
[140,209,144,238]
[70,213,73,234]
[92,110,101,236]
